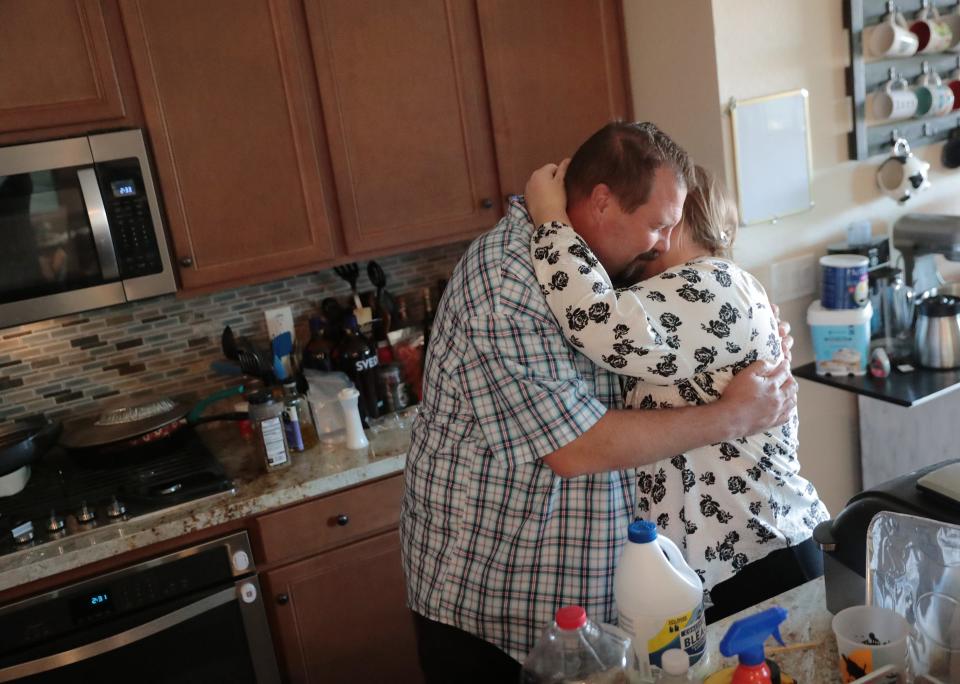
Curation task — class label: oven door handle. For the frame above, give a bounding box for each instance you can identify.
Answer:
[0,586,235,682]
[77,167,120,281]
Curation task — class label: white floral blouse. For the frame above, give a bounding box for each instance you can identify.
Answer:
[530,221,829,596]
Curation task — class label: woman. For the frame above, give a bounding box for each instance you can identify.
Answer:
[526,163,828,621]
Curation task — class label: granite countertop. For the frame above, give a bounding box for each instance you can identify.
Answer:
[703,576,839,683]
[0,422,412,593]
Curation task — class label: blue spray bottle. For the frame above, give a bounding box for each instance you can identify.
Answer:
[704,606,789,684]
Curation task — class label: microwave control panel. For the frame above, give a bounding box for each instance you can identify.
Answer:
[96,158,163,279]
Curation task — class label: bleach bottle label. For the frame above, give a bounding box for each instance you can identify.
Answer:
[620,603,706,669]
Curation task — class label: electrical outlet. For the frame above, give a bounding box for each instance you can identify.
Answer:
[769,253,817,303]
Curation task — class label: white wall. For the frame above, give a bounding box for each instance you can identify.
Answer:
[624,0,960,514]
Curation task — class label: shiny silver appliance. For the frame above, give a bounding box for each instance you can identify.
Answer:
[892,213,960,288]
[0,531,280,682]
[0,130,176,327]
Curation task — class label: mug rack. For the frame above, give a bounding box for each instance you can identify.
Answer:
[845,0,960,159]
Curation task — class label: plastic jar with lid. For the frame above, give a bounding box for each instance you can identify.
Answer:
[247,391,291,471]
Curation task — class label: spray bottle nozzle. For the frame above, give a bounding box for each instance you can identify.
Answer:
[718,606,789,667]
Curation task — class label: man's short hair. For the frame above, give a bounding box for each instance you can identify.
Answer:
[564,121,695,213]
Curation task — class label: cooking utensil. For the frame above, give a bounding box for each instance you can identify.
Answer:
[221,325,240,361]
[366,261,397,332]
[915,290,960,369]
[0,416,61,477]
[59,386,246,453]
[333,263,362,310]
[238,348,274,384]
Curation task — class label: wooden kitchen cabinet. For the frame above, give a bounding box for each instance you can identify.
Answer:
[253,475,421,682]
[477,0,632,198]
[118,0,340,291]
[0,0,137,139]
[303,0,501,254]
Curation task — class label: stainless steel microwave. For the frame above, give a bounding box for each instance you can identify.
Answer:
[0,130,176,328]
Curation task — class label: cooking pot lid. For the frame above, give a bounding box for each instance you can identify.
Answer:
[919,294,960,317]
[60,397,189,450]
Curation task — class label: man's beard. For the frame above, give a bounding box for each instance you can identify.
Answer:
[611,249,661,288]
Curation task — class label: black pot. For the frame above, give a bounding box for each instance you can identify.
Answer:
[0,416,62,477]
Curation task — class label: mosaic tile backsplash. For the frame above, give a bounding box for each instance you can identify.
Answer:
[0,241,470,423]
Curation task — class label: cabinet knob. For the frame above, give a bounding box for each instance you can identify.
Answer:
[480,198,494,210]
[276,593,289,605]
[179,256,194,268]
[336,513,350,526]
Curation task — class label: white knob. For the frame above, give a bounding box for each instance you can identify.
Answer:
[232,549,250,572]
[239,582,258,604]
[338,387,369,450]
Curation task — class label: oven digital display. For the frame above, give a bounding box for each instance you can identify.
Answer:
[70,589,114,621]
[110,180,138,198]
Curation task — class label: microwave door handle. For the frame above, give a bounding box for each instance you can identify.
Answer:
[77,167,120,281]
[0,586,235,682]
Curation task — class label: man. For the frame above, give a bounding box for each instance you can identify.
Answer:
[400,122,796,682]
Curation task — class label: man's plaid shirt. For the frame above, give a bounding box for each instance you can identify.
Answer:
[399,201,636,661]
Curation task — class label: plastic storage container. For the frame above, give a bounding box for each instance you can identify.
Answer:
[614,521,706,676]
[521,605,633,684]
[807,301,873,376]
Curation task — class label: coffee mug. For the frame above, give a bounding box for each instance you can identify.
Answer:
[871,76,918,121]
[915,69,954,117]
[911,4,953,54]
[948,61,960,111]
[868,10,920,58]
[943,4,960,52]
[876,138,931,204]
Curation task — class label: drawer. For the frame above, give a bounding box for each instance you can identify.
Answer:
[251,475,404,565]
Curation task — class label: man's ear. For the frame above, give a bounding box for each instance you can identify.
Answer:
[589,183,612,219]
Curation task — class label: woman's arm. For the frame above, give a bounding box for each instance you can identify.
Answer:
[530,220,692,382]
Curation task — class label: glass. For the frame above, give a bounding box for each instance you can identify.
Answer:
[832,605,909,683]
[0,169,105,303]
[910,592,960,683]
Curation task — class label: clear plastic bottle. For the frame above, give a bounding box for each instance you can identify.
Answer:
[281,381,317,451]
[521,605,633,684]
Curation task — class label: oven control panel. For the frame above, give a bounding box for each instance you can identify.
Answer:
[0,543,239,654]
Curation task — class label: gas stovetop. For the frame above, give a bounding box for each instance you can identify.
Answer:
[0,429,234,557]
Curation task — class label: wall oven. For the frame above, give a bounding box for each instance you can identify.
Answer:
[0,532,280,683]
[0,130,176,328]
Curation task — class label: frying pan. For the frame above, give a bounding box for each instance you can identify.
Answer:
[0,416,62,477]
[60,386,247,454]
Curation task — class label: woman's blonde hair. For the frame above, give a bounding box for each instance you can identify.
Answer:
[682,165,739,258]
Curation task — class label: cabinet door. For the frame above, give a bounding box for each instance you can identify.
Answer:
[304,0,501,254]
[119,0,339,291]
[262,529,424,684]
[477,0,631,197]
[0,0,127,133]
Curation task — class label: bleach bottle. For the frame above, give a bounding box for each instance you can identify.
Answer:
[614,520,707,675]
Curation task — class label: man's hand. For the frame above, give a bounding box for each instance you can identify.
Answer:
[720,357,798,438]
[525,159,571,227]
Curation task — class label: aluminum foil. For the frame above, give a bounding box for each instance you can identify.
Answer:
[867,512,960,617]
[866,512,960,681]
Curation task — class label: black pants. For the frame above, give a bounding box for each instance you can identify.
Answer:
[705,536,823,624]
[412,612,522,684]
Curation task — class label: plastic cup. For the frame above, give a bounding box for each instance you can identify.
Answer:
[832,605,909,683]
[910,592,960,683]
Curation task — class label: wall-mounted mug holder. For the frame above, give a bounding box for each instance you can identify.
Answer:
[846,0,960,159]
